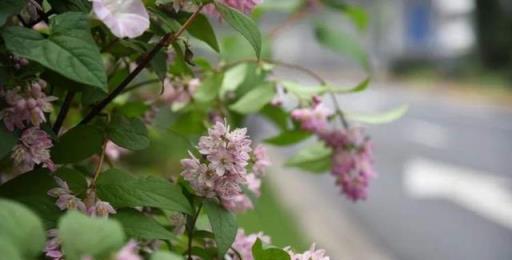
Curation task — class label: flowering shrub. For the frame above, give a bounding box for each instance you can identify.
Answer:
[0,0,405,259]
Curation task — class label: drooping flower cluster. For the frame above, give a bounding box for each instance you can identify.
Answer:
[181,120,254,209]
[1,80,56,131]
[285,244,331,260]
[11,127,55,172]
[227,229,271,260]
[204,0,262,18]
[115,240,142,260]
[48,177,116,217]
[291,97,376,201]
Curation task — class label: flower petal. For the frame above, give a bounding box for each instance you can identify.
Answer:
[91,0,150,38]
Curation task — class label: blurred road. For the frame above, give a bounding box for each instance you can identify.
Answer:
[251,80,512,260]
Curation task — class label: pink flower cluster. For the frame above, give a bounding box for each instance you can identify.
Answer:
[115,240,142,260]
[181,121,258,210]
[11,127,55,172]
[48,177,116,217]
[160,77,200,106]
[291,97,376,201]
[44,229,63,260]
[204,0,262,18]
[286,244,330,260]
[223,145,270,213]
[228,229,271,260]
[1,80,56,131]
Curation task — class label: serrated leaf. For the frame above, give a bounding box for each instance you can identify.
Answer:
[2,13,107,90]
[51,125,105,164]
[286,142,332,173]
[0,0,26,26]
[0,124,17,159]
[215,3,262,57]
[96,169,193,214]
[264,129,311,146]
[347,104,409,124]
[108,113,150,151]
[252,239,290,260]
[314,21,368,70]
[229,83,275,114]
[0,199,45,259]
[114,209,175,240]
[59,211,125,259]
[204,200,237,257]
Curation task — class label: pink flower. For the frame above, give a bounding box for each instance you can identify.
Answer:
[11,127,55,172]
[291,101,332,134]
[44,229,63,260]
[227,229,271,260]
[286,244,330,260]
[1,80,57,131]
[181,120,255,211]
[327,128,376,201]
[91,0,150,38]
[204,0,262,18]
[252,145,270,177]
[160,77,200,109]
[105,141,128,161]
[222,194,254,213]
[88,200,117,217]
[115,240,141,260]
[48,177,87,212]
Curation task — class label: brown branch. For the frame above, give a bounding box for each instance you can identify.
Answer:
[79,5,205,125]
[52,90,76,134]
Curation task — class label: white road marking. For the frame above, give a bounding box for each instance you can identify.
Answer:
[404,158,512,230]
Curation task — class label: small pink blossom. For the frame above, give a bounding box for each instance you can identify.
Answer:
[11,127,55,172]
[252,145,270,177]
[286,243,330,260]
[291,100,332,134]
[160,77,200,109]
[44,229,63,260]
[105,141,128,161]
[115,240,141,260]
[48,177,87,212]
[204,0,262,18]
[227,229,271,260]
[91,0,150,38]
[87,199,117,217]
[1,81,57,131]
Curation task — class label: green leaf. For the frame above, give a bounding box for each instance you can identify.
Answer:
[347,104,409,124]
[220,64,248,95]
[331,78,370,94]
[0,124,17,159]
[314,21,368,70]
[150,48,168,80]
[59,211,125,259]
[51,124,105,164]
[229,83,275,114]
[0,0,26,26]
[97,169,193,214]
[342,5,368,31]
[285,142,332,173]
[264,129,311,146]
[0,199,45,258]
[0,238,23,260]
[108,113,150,151]
[114,209,175,241]
[151,251,185,260]
[281,81,328,101]
[194,73,224,103]
[260,105,290,131]
[252,239,291,260]
[0,168,88,228]
[215,3,262,57]
[204,200,238,257]
[2,12,107,90]
[179,13,219,52]
[47,0,91,13]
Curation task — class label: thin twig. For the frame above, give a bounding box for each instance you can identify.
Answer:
[187,202,203,260]
[79,4,205,125]
[52,90,76,134]
[91,141,107,188]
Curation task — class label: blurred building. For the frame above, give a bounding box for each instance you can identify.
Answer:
[368,0,476,69]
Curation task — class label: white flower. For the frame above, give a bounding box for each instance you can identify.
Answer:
[91,0,150,38]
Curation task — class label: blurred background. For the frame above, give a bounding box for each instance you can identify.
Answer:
[238,0,512,259]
